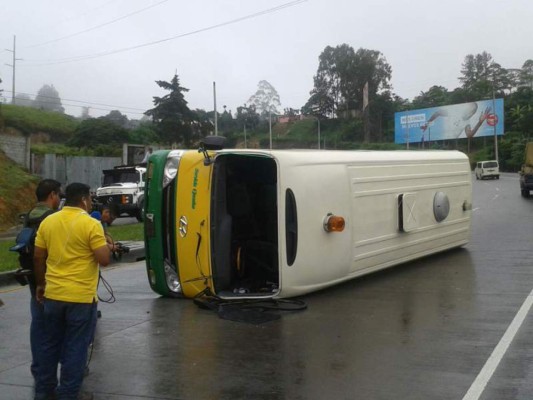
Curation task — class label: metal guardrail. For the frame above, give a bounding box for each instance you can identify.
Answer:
[0,241,145,287]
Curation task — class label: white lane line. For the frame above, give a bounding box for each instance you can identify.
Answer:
[462,288,533,400]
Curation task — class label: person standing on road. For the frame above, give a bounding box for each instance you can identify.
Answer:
[33,183,111,400]
[90,204,119,252]
[15,179,62,382]
[141,147,153,164]
[89,204,117,229]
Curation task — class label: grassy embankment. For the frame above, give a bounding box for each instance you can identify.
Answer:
[2,104,78,141]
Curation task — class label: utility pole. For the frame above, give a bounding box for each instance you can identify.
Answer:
[492,75,499,163]
[317,117,321,150]
[269,110,272,150]
[213,82,218,136]
[5,35,22,104]
[405,111,410,150]
[244,124,247,148]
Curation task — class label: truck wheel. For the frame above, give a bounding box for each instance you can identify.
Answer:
[136,198,145,222]
[521,189,530,198]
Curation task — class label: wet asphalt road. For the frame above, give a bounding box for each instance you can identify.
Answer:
[1,172,533,400]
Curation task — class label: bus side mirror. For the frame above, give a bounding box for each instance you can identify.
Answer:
[198,136,226,165]
[200,136,226,151]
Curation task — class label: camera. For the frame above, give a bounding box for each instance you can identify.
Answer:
[112,242,130,261]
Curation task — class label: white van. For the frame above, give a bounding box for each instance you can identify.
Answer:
[475,160,499,180]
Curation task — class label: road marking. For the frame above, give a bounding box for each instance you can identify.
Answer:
[462,288,533,400]
[472,207,480,212]
[0,286,24,294]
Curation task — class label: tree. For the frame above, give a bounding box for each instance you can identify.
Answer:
[505,86,533,134]
[191,109,214,139]
[217,106,235,135]
[33,84,64,113]
[368,90,396,142]
[236,104,260,130]
[14,93,33,107]
[412,86,450,109]
[247,80,281,117]
[460,52,493,90]
[448,87,471,105]
[309,45,346,116]
[0,77,3,131]
[459,52,511,99]
[349,48,392,110]
[68,118,129,148]
[304,44,392,119]
[301,89,334,118]
[80,106,90,120]
[129,122,159,144]
[145,73,195,146]
[520,59,533,88]
[102,110,129,128]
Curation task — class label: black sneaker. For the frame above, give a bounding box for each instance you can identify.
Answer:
[33,392,56,400]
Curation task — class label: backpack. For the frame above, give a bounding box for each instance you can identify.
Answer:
[10,208,55,286]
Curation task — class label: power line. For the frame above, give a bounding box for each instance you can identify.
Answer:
[25,0,169,49]
[4,90,147,115]
[21,0,307,66]
[5,89,146,111]
[31,0,121,33]
[6,98,145,115]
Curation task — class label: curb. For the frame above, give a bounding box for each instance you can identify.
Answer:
[0,225,22,241]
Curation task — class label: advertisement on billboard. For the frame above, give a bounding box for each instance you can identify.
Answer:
[394,99,504,144]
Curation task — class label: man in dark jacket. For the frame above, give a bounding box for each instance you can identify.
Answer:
[18,179,62,381]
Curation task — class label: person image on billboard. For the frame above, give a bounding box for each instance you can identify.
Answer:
[420,102,492,139]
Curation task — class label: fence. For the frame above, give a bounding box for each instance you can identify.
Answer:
[0,133,30,169]
[32,154,122,192]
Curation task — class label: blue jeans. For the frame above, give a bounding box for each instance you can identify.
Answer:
[30,296,45,380]
[34,299,97,400]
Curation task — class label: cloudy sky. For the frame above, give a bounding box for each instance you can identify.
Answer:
[1,0,532,119]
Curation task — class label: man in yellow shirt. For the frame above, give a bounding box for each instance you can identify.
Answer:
[33,183,111,400]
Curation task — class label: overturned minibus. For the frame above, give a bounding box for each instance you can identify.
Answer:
[144,138,472,299]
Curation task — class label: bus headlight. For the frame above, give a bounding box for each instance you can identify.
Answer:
[163,150,184,188]
[164,263,182,293]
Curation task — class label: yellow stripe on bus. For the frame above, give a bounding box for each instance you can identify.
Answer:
[175,151,214,297]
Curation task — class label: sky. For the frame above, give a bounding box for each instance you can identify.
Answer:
[1,0,532,120]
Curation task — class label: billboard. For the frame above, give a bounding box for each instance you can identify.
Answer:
[394,99,504,144]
